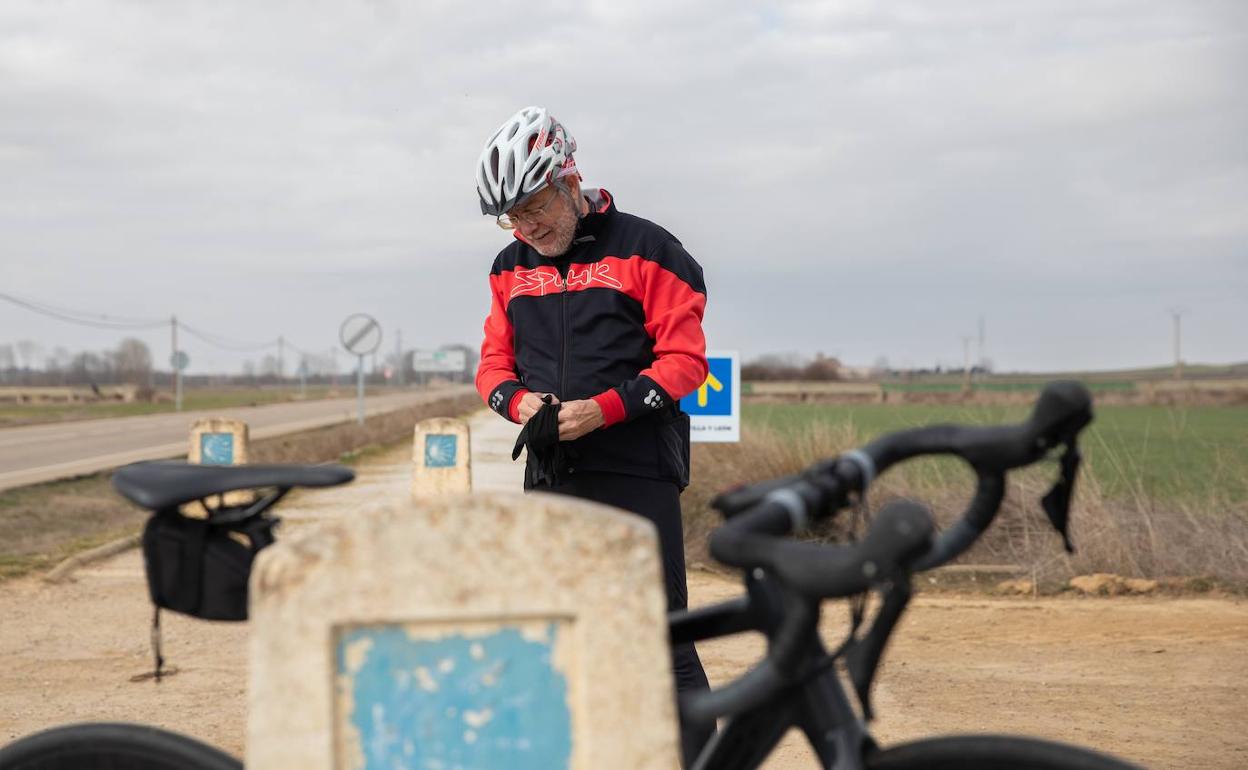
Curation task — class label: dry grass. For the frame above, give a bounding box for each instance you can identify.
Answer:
[685,421,1248,587]
[684,421,863,570]
[0,392,480,581]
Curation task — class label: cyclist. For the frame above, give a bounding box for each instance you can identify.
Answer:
[474,105,713,763]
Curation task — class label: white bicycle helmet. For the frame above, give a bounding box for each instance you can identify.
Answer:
[476,105,577,216]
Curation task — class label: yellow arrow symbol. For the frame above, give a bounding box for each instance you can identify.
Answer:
[696,372,724,407]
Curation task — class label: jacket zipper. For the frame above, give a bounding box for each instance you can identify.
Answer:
[555,236,591,403]
[559,277,569,400]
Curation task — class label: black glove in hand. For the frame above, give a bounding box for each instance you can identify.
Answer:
[512,397,568,487]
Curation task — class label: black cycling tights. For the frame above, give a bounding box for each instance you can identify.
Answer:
[531,471,714,766]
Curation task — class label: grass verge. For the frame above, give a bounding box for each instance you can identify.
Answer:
[0,392,480,581]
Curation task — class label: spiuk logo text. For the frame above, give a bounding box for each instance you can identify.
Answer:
[509,263,623,298]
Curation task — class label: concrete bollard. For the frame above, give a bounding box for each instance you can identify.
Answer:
[247,492,680,769]
[411,417,472,497]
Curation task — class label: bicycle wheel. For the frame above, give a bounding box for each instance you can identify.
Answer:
[0,722,242,770]
[867,734,1141,770]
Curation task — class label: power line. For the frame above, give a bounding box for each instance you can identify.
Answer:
[0,291,167,330]
[283,339,332,361]
[284,339,315,358]
[178,321,278,353]
[2,290,309,356]
[5,291,372,380]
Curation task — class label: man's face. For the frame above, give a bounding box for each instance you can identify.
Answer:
[509,183,579,257]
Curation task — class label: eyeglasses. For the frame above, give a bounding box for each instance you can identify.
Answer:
[496,185,563,230]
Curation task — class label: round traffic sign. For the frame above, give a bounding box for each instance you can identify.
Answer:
[339,313,382,355]
[170,351,190,371]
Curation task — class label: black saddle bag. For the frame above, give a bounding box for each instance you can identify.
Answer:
[139,507,278,679]
[141,509,278,621]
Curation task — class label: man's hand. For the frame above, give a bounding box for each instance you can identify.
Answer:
[557,399,605,441]
[517,392,559,424]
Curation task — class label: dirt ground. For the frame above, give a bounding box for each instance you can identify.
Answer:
[1,551,1244,769]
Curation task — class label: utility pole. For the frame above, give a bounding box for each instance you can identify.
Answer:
[1171,310,1185,380]
[395,329,405,387]
[171,315,182,412]
[278,335,285,385]
[961,336,974,394]
[977,315,986,370]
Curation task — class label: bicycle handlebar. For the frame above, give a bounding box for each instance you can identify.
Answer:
[709,380,1092,575]
[682,381,1094,726]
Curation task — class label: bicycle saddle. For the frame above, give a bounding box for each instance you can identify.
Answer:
[113,461,355,511]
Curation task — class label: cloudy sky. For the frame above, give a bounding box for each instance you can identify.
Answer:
[2,0,1244,375]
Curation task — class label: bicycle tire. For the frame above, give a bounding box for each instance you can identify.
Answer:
[867,734,1142,770]
[0,722,241,770]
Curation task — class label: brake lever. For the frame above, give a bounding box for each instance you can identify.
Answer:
[1041,441,1081,553]
[844,575,911,721]
[712,474,802,518]
[713,459,848,520]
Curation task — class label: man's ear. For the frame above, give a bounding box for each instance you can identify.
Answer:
[564,175,588,215]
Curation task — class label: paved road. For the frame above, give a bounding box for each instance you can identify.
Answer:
[0,386,473,492]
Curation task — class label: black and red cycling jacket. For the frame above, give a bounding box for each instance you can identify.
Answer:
[476,189,708,485]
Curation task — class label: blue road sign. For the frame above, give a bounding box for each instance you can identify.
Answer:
[200,433,235,465]
[424,434,458,469]
[681,356,734,416]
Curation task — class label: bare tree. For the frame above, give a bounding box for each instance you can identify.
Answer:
[0,344,14,382]
[802,353,842,381]
[15,340,40,371]
[70,351,108,385]
[45,347,74,385]
[114,338,153,384]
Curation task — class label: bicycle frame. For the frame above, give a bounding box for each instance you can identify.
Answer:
[670,575,876,770]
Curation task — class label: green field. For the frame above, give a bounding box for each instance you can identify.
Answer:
[744,402,1248,505]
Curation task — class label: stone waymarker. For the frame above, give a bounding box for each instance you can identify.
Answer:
[247,492,679,769]
[411,417,472,497]
[188,418,251,512]
[189,418,250,466]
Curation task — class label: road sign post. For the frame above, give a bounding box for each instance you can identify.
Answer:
[339,313,382,426]
[680,350,740,443]
[356,357,365,424]
[170,350,190,413]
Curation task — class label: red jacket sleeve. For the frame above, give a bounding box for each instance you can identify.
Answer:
[591,241,708,427]
[476,272,528,422]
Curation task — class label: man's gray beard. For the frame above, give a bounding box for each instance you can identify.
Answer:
[533,215,578,258]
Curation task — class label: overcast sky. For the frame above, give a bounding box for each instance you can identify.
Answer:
[2,0,1244,375]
